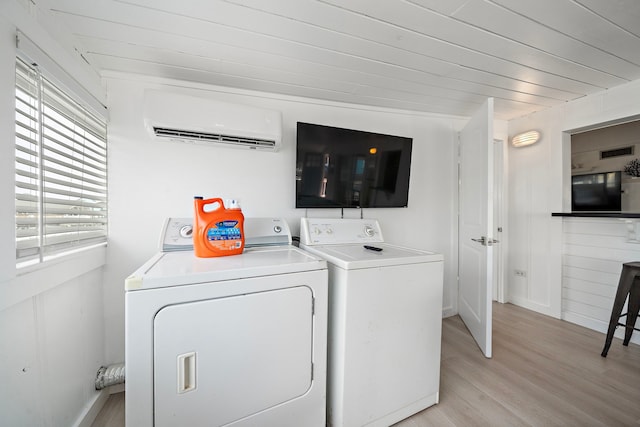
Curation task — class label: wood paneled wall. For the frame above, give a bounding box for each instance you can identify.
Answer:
[562,217,640,345]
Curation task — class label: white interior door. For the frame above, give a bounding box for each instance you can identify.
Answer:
[458,98,494,358]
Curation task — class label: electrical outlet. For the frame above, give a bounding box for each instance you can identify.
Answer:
[515,270,527,277]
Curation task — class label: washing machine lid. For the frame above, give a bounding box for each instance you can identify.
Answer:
[125,246,326,291]
[301,243,443,270]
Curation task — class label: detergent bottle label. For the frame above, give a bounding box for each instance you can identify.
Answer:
[206,220,243,249]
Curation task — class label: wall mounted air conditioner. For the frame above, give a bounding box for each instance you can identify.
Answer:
[143,90,282,151]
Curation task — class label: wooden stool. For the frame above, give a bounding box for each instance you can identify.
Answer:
[601,261,640,357]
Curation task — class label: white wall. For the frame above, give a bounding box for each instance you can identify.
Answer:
[103,72,466,363]
[508,78,640,336]
[0,269,106,426]
[0,2,110,426]
[508,107,564,317]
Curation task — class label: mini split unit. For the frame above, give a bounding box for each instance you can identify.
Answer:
[143,90,282,151]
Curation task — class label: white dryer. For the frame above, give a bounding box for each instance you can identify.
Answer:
[300,218,444,427]
[125,218,328,427]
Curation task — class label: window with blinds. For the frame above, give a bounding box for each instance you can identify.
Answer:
[15,58,108,266]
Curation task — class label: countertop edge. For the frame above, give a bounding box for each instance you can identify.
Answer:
[551,212,640,218]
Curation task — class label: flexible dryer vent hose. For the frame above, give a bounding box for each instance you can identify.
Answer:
[95,363,125,390]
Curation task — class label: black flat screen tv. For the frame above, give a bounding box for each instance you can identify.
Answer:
[295,122,413,208]
[571,171,622,211]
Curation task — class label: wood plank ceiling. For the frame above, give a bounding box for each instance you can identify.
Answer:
[36,0,640,120]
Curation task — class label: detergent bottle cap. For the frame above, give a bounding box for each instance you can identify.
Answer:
[194,196,203,200]
[227,198,241,209]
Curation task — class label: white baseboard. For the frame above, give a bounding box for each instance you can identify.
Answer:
[109,383,125,394]
[442,306,456,318]
[73,389,109,427]
[508,296,559,319]
[562,311,640,346]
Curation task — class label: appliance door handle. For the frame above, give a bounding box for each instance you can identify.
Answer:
[177,352,197,394]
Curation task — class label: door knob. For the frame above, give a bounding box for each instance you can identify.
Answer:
[471,236,499,246]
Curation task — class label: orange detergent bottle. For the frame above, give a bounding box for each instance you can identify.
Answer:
[193,197,245,257]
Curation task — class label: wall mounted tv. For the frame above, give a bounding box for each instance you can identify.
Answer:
[295,122,413,208]
[571,171,622,211]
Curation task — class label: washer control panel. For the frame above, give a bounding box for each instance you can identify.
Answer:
[300,218,384,245]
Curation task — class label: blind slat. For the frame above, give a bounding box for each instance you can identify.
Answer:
[42,171,106,190]
[17,205,106,216]
[41,165,105,188]
[43,153,107,179]
[42,186,108,202]
[15,138,39,155]
[43,233,107,250]
[15,92,38,111]
[42,81,106,140]
[17,217,107,226]
[43,116,107,154]
[17,227,104,237]
[15,116,38,133]
[17,233,106,252]
[16,193,107,209]
[42,127,107,167]
[16,242,40,256]
[42,143,107,175]
[15,181,39,192]
[43,111,107,152]
[16,169,39,180]
[42,87,106,139]
[16,227,38,238]
[16,157,39,171]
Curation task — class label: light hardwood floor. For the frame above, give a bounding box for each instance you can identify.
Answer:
[92,303,640,427]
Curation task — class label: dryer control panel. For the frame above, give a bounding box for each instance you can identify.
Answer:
[161,217,293,251]
[160,218,194,252]
[300,218,384,246]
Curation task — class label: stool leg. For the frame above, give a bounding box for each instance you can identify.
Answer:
[602,267,635,357]
[623,282,640,346]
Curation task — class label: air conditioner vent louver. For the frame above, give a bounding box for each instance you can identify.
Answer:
[153,127,277,149]
[600,146,634,159]
[143,90,282,151]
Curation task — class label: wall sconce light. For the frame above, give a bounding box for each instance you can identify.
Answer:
[511,130,540,147]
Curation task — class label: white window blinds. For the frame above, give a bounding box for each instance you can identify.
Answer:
[15,58,108,266]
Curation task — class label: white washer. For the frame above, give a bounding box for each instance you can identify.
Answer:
[125,218,328,427]
[300,218,444,427]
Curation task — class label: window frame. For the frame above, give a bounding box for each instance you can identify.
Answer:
[14,57,108,268]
